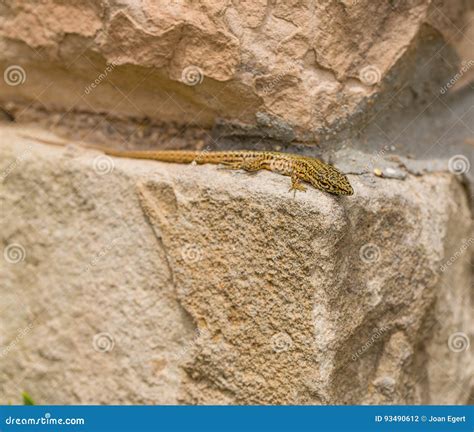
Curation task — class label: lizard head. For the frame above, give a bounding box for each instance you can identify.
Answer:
[306,160,354,196]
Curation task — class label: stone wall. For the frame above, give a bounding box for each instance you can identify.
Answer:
[0,0,471,143]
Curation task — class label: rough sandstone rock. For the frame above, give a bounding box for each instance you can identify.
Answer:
[0,0,472,142]
[0,126,472,404]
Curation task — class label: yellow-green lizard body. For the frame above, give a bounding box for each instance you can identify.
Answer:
[20,135,354,196]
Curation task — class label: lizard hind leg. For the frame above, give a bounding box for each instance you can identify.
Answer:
[219,158,263,173]
[218,161,244,170]
[241,158,264,172]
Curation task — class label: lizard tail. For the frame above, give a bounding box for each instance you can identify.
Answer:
[19,133,220,164]
[97,148,207,164]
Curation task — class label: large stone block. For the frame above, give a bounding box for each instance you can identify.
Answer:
[0,0,471,142]
[1,126,471,404]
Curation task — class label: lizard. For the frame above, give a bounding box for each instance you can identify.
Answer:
[19,134,354,196]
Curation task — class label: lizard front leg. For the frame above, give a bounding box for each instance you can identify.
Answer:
[289,173,307,196]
